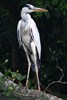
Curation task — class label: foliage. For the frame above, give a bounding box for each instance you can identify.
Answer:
[8,70,26,82]
[0,70,26,96]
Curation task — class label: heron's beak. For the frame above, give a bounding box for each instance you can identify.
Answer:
[34,7,48,12]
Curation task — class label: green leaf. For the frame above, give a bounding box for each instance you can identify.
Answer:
[9,70,26,81]
[16,73,26,81]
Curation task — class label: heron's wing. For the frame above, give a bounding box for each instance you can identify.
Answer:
[17,20,22,47]
[30,19,41,59]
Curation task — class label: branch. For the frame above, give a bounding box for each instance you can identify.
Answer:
[55,58,64,81]
[45,58,67,92]
[0,63,7,71]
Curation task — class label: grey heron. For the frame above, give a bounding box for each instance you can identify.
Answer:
[17,4,48,90]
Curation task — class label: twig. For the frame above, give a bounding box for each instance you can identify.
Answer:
[45,81,67,92]
[55,58,64,81]
[0,63,7,71]
[45,58,67,92]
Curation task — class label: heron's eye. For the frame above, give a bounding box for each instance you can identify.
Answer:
[28,6,31,9]
[25,4,33,10]
[28,6,32,10]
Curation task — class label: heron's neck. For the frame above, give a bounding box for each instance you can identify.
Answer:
[21,12,31,22]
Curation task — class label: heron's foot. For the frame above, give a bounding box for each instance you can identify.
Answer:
[37,88,41,92]
[38,85,41,91]
[25,82,29,92]
[22,86,29,94]
[25,86,29,92]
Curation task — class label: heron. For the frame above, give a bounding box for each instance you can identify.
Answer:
[17,4,48,91]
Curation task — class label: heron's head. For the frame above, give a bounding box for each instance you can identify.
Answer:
[22,4,48,14]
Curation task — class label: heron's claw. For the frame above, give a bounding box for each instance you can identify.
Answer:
[22,86,29,94]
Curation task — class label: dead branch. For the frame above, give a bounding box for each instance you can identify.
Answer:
[45,58,67,92]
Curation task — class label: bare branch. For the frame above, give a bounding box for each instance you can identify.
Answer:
[45,80,67,92]
[55,58,64,81]
[45,58,67,92]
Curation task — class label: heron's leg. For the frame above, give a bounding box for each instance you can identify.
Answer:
[31,41,40,90]
[22,44,31,90]
[35,66,40,90]
[25,53,31,89]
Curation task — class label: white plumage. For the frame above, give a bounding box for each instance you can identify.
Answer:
[17,4,47,90]
[17,16,41,59]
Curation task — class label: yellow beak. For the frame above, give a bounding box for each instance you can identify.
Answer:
[34,7,48,12]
